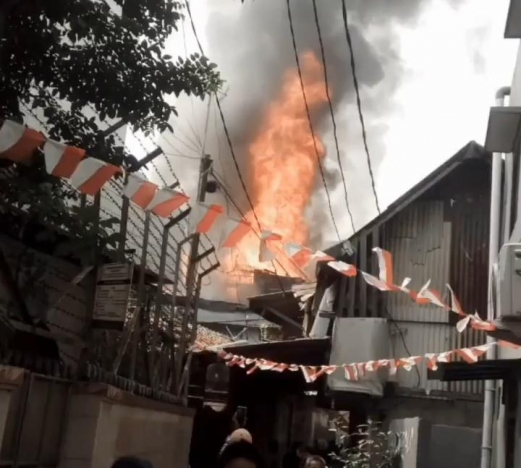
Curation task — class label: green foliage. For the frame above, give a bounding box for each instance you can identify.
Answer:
[329,421,404,468]
[0,0,221,260]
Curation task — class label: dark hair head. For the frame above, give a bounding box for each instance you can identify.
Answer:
[111,457,153,468]
[217,440,264,468]
[305,456,326,468]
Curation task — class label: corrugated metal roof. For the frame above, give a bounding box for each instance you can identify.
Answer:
[197,309,279,328]
[326,141,489,257]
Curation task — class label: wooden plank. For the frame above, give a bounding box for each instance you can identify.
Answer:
[359,234,367,317]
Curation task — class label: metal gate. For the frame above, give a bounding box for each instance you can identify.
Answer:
[0,372,71,467]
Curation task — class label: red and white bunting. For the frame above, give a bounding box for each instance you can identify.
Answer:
[300,366,319,383]
[211,340,521,384]
[123,173,158,209]
[43,140,85,178]
[446,284,466,316]
[69,158,121,196]
[0,120,45,163]
[417,280,449,309]
[187,202,224,235]
[373,247,394,285]
[457,344,491,363]
[344,364,359,381]
[283,242,313,268]
[361,271,395,292]
[146,188,189,218]
[328,260,357,277]
[304,251,335,276]
[259,231,282,263]
[456,315,471,333]
[219,218,252,249]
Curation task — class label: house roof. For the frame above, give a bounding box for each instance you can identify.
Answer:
[326,141,489,257]
[197,309,279,328]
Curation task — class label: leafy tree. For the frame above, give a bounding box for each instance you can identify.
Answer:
[329,421,404,468]
[0,0,221,262]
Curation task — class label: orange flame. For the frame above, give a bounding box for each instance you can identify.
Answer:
[231,51,329,278]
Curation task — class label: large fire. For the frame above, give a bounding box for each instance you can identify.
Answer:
[227,51,329,285]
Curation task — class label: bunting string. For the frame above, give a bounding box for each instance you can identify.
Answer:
[195,340,520,384]
[0,119,501,335]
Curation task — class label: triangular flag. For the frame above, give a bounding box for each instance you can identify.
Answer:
[43,140,85,177]
[69,158,121,196]
[328,260,357,277]
[417,280,449,309]
[123,173,157,209]
[147,188,189,217]
[361,271,394,291]
[456,315,471,333]
[219,218,252,249]
[304,251,335,277]
[373,247,394,285]
[0,120,45,163]
[446,284,466,316]
[187,202,224,234]
[283,242,313,268]
[300,366,318,383]
[259,231,282,263]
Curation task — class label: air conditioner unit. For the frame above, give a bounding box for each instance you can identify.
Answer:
[497,243,521,320]
[327,318,390,397]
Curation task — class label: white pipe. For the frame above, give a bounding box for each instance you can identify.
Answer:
[481,86,510,468]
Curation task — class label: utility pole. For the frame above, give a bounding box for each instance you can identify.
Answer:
[174,154,212,389]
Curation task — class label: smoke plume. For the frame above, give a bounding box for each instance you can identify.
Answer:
[199,0,462,246]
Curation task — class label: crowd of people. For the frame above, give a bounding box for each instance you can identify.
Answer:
[109,429,328,468]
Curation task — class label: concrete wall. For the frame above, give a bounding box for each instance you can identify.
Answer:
[388,417,481,468]
[0,365,25,459]
[382,394,483,429]
[60,383,194,468]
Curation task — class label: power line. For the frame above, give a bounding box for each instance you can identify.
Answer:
[285,0,341,242]
[184,0,262,232]
[212,170,307,280]
[311,0,355,233]
[340,0,381,214]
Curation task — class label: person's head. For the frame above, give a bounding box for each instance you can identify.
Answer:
[218,440,264,468]
[111,457,153,468]
[296,445,311,459]
[228,429,253,444]
[304,455,326,468]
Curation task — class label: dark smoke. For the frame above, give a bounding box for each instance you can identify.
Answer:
[201,0,462,247]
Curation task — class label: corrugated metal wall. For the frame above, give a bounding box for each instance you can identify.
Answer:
[383,201,451,324]
[381,199,486,395]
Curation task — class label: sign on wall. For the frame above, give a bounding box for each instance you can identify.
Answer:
[93,263,134,330]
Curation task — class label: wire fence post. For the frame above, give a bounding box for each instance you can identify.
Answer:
[130,211,151,381]
[174,154,212,392]
[149,208,191,388]
[177,262,220,399]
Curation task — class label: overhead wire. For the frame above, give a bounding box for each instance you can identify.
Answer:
[184,0,297,294]
[340,0,381,214]
[311,0,355,233]
[285,0,341,242]
[212,169,310,281]
[184,0,261,232]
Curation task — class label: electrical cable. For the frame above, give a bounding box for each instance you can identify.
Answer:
[184,0,296,294]
[311,0,355,233]
[286,0,341,242]
[340,0,381,214]
[383,306,421,388]
[212,169,308,280]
